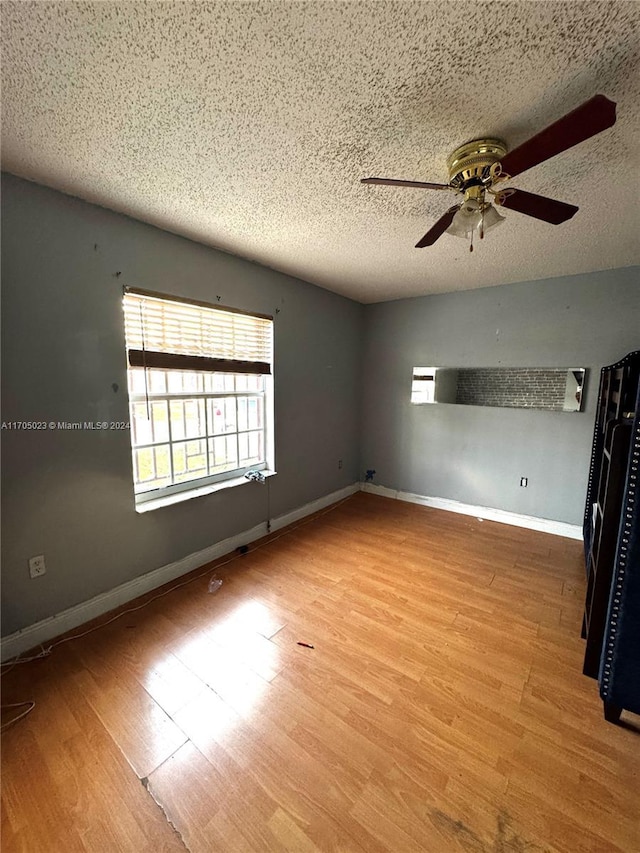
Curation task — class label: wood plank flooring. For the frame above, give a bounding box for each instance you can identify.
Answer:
[2,493,639,852]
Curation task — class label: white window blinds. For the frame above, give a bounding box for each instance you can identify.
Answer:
[123,289,273,374]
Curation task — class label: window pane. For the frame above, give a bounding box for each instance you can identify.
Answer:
[131,401,169,447]
[183,372,203,393]
[172,439,208,483]
[208,374,226,392]
[154,445,172,483]
[134,445,171,491]
[151,401,170,443]
[208,397,237,435]
[185,399,206,437]
[173,442,186,475]
[128,368,147,394]
[135,446,154,482]
[209,435,238,472]
[169,399,185,441]
[246,397,262,430]
[148,370,167,393]
[237,397,248,432]
[248,430,263,461]
[167,372,184,393]
[238,430,263,465]
[132,402,152,446]
[127,363,267,497]
[170,398,206,441]
[167,371,204,394]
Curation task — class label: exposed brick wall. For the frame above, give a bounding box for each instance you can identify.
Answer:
[455,368,567,410]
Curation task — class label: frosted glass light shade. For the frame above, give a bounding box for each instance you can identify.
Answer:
[446,201,505,238]
[482,204,505,231]
[446,200,482,238]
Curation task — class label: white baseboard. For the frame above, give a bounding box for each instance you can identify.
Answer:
[360,482,582,540]
[269,483,358,532]
[0,482,359,662]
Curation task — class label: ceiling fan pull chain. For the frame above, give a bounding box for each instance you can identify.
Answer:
[469,231,474,253]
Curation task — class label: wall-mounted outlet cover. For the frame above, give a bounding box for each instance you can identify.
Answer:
[29,554,46,578]
[520,477,528,488]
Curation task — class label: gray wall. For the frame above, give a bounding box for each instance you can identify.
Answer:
[361,267,639,525]
[2,170,637,638]
[1,174,364,635]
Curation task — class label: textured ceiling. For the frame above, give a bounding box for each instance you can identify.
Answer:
[2,1,639,303]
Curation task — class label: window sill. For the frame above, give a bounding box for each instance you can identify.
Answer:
[135,469,277,513]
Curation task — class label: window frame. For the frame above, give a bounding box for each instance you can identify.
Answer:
[123,289,274,509]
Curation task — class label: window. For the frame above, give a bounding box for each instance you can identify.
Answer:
[411,367,437,404]
[123,289,273,507]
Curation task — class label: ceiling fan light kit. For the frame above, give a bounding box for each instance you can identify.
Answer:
[361,94,617,253]
[446,198,483,238]
[446,199,505,242]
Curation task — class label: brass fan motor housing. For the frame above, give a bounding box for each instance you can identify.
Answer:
[447,138,507,189]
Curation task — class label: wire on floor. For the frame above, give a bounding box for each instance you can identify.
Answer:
[0,492,354,671]
[0,493,353,730]
[1,701,36,732]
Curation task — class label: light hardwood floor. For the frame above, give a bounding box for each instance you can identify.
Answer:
[2,493,639,852]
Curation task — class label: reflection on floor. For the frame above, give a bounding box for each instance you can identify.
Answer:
[2,493,639,852]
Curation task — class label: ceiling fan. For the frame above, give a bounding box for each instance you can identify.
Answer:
[361,95,617,251]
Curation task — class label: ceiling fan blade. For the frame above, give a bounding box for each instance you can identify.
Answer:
[499,94,616,179]
[361,177,450,191]
[496,189,578,224]
[415,205,460,248]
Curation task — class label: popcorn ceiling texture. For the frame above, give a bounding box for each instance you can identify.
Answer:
[2,1,639,303]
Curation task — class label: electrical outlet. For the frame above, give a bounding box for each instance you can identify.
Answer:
[520,477,528,488]
[338,459,343,469]
[28,554,46,578]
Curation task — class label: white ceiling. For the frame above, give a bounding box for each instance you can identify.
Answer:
[2,1,639,303]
